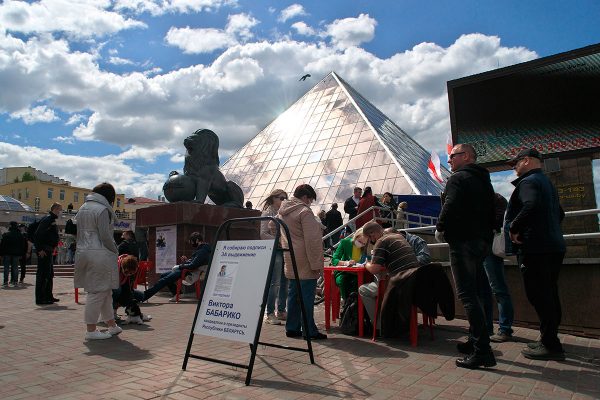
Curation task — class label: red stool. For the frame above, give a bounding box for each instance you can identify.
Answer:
[175,268,202,303]
[324,266,368,337]
[135,261,152,291]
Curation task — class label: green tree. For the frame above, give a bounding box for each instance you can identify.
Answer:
[21,172,36,182]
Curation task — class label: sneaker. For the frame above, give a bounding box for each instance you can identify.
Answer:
[527,341,543,349]
[168,297,178,303]
[276,311,287,321]
[265,313,281,325]
[107,325,123,335]
[142,314,152,322]
[456,351,497,369]
[521,344,565,361]
[2,283,8,288]
[490,332,513,343]
[85,330,112,340]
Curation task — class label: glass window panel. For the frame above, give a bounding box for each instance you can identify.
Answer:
[293,164,304,179]
[250,184,268,199]
[316,120,326,131]
[369,180,384,195]
[372,150,387,167]
[255,152,268,163]
[382,178,396,193]
[368,140,380,153]
[330,146,346,159]
[358,130,373,143]
[393,177,414,194]
[334,135,351,147]
[299,162,319,178]
[291,145,305,156]
[341,169,361,186]
[285,155,301,167]
[353,121,365,132]
[348,153,367,170]
[358,168,370,183]
[349,132,360,144]
[386,163,399,178]
[271,167,283,183]
[307,150,324,164]
[321,148,332,161]
[344,143,356,157]
[320,128,334,139]
[285,180,298,193]
[279,166,296,181]
[237,157,249,167]
[283,147,294,158]
[338,157,350,172]
[332,172,344,186]
[299,153,310,165]
[315,187,330,203]
[332,125,342,136]
[339,123,356,136]
[322,159,340,174]
[308,174,319,188]
[368,165,388,181]
[316,174,335,189]
[328,109,342,120]
[258,170,275,185]
[354,141,371,155]
[323,117,338,130]
[334,185,354,204]
[313,161,326,176]
[325,186,338,204]
[304,141,315,153]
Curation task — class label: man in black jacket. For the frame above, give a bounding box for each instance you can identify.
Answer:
[343,187,362,232]
[1,221,26,287]
[506,148,566,361]
[34,202,62,305]
[118,230,139,258]
[436,143,495,369]
[325,203,343,247]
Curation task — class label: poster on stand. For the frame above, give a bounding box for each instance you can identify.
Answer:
[194,240,275,343]
[155,225,177,273]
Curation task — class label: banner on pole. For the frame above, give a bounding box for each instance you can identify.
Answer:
[155,225,177,273]
[194,240,275,343]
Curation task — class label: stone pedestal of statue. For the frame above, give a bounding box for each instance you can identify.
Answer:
[136,202,261,285]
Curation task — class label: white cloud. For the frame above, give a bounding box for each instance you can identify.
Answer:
[0,142,163,198]
[0,0,146,39]
[108,56,136,65]
[278,4,307,23]
[66,114,85,125]
[114,0,237,16]
[325,13,377,49]
[291,21,315,36]
[170,153,185,163]
[10,105,58,125]
[166,13,258,54]
[53,135,75,144]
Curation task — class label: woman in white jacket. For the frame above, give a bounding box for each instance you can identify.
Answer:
[74,183,121,340]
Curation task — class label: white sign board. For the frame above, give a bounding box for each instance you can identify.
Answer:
[155,225,177,273]
[194,240,275,343]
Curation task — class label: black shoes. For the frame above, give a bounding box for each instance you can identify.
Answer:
[308,332,328,340]
[456,351,497,369]
[456,340,474,355]
[521,344,565,361]
[286,331,302,338]
[36,301,53,305]
[52,297,60,303]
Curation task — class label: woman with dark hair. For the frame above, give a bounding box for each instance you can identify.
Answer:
[259,189,289,325]
[74,182,121,340]
[277,184,327,340]
[355,186,380,230]
[378,192,397,229]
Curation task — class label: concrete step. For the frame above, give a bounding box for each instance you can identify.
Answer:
[26,264,75,277]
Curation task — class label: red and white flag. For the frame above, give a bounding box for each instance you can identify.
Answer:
[428,151,444,183]
[446,131,453,162]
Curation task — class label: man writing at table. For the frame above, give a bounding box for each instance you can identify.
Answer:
[358,221,421,331]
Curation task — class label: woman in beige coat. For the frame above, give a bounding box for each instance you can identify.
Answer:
[74,183,121,340]
[277,184,327,340]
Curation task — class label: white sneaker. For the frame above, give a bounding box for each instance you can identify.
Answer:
[85,330,112,340]
[142,314,152,322]
[276,311,287,321]
[265,313,281,325]
[108,325,123,335]
[169,297,178,303]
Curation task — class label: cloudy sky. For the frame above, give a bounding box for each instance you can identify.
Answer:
[0,0,599,201]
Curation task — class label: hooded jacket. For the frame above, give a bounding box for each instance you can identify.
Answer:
[277,197,324,280]
[74,193,119,292]
[436,163,495,243]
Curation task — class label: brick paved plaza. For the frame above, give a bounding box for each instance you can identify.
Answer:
[1,277,599,399]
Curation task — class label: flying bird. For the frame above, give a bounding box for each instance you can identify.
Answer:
[299,74,311,81]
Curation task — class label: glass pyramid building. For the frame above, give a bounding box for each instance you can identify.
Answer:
[220,72,450,214]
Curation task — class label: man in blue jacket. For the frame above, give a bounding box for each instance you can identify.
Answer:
[506,148,566,361]
[142,232,210,302]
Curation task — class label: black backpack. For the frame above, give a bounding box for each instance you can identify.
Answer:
[27,220,40,241]
[339,292,372,336]
[65,219,77,235]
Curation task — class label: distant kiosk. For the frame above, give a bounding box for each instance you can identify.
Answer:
[447,42,600,258]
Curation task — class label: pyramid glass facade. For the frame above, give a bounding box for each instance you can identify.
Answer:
[220,72,449,214]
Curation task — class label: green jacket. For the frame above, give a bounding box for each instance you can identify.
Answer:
[331,237,366,266]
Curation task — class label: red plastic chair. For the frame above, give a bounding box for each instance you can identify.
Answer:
[174,268,202,303]
[135,261,152,291]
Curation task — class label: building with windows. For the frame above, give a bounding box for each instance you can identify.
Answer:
[220,72,450,215]
[0,167,126,214]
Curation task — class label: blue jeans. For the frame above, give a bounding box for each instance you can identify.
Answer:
[448,238,491,354]
[3,255,19,284]
[266,251,288,315]
[286,279,319,337]
[143,268,181,300]
[482,254,514,335]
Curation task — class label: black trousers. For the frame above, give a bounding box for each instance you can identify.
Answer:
[519,252,564,351]
[35,255,54,303]
[448,238,491,354]
[20,255,30,281]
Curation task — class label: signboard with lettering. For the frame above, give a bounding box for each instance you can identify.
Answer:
[448,43,600,168]
[193,240,275,343]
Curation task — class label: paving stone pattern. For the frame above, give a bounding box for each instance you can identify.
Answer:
[1,278,599,399]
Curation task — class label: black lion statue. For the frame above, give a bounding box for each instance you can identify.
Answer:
[162,129,244,208]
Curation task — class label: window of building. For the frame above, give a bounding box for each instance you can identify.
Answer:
[60,189,65,201]
[74,192,79,203]
[47,188,53,199]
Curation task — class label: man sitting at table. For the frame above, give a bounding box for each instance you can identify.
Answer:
[358,221,421,332]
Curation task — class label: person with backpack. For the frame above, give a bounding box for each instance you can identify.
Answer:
[34,203,62,304]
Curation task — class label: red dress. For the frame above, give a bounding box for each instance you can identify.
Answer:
[355,194,380,229]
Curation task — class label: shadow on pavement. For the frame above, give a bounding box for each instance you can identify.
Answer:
[83,336,153,361]
[34,305,76,311]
